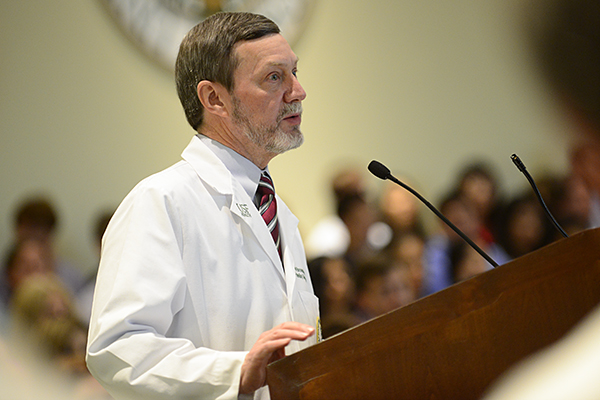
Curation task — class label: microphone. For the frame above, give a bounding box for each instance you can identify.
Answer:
[510,154,569,238]
[368,160,499,268]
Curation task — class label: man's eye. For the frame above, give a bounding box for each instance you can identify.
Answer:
[268,73,280,81]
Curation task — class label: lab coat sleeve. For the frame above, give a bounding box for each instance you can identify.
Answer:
[86,180,246,400]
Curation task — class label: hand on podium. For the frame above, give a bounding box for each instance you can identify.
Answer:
[240,322,315,394]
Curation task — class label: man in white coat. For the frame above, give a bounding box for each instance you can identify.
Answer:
[86,12,319,400]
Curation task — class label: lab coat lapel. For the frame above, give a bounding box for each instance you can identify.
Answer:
[229,186,286,280]
[181,137,285,281]
[277,196,301,296]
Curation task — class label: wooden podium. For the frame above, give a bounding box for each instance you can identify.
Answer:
[267,228,600,400]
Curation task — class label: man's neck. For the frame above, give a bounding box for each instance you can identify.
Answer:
[197,122,275,169]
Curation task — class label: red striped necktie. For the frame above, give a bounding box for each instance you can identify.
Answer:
[255,171,283,262]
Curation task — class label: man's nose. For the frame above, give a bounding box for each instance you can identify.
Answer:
[285,75,306,103]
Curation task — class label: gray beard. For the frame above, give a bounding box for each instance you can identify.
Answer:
[232,97,304,154]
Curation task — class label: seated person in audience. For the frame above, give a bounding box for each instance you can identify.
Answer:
[495,193,552,260]
[352,257,393,323]
[306,166,367,258]
[386,232,426,298]
[338,193,383,272]
[307,256,358,338]
[378,180,427,240]
[422,193,508,295]
[448,242,490,283]
[1,239,53,312]
[454,161,503,244]
[6,196,86,296]
[385,262,417,309]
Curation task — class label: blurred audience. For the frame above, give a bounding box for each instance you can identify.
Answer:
[10,274,85,366]
[1,239,53,313]
[307,166,391,263]
[2,196,86,301]
[308,256,358,338]
[352,257,393,324]
[454,161,504,244]
[350,255,416,325]
[306,166,367,258]
[385,262,417,310]
[337,192,383,271]
[310,151,592,325]
[495,192,553,260]
[385,232,426,298]
[379,180,427,241]
[0,198,113,399]
[9,274,110,399]
[448,242,491,283]
[422,192,509,295]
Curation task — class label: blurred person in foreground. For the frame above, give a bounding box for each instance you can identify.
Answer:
[482,0,600,398]
[1,239,53,314]
[10,274,109,399]
[86,12,318,400]
[569,141,600,228]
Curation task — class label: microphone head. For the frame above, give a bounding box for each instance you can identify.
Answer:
[368,160,391,180]
[511,153,527,172]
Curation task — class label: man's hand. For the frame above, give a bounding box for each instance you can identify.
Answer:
[239,322,315,394]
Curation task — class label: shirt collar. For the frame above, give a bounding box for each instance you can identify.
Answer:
[196,134,266,199]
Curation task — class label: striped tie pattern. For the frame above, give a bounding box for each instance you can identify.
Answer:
[255,171,282,261]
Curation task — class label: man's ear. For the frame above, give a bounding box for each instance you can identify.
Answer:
[197,81,231,118]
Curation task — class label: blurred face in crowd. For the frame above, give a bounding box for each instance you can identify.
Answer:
[461,173,495,217]
[507,201,544,254]
[454,246,489,282]
[357,274,390,318]
[380,183,419,232]
[392,234,425,294]
[442,198,480,240]
[7,240,52,291]
[321,258,355,308]
[385,265,416,310]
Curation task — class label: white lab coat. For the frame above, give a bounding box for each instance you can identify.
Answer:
[86,137,320,400]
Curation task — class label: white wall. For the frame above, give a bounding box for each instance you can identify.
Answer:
[0,0,573,273]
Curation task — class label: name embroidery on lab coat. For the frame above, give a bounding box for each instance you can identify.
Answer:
[236,203,251,217]
[294,267,307,281]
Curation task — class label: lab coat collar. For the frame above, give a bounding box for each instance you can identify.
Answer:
[194,134,263,200]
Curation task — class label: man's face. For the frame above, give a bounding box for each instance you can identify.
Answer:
[229,34,306,155]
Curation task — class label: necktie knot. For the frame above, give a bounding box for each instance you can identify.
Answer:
[256,172,275,211]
